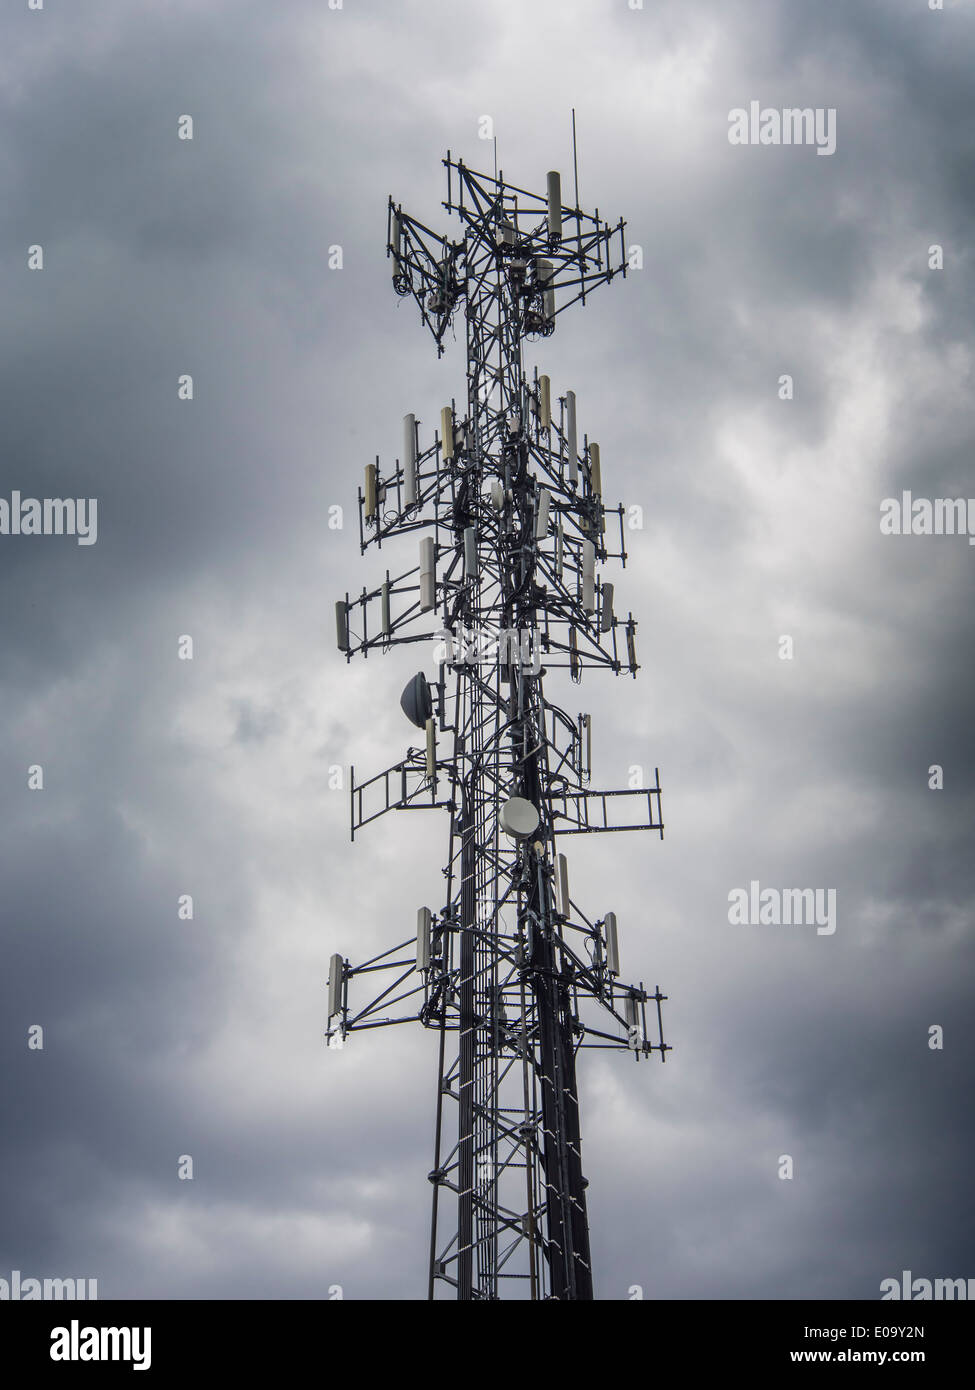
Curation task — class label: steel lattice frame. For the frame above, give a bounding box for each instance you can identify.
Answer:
[328,153,669,1301]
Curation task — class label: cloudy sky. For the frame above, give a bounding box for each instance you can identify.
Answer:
[1,0,973,1301]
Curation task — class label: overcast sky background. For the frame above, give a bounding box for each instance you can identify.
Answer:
[1,0,973,1301]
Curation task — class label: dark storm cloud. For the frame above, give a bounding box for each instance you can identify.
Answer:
[1,0,972,1302]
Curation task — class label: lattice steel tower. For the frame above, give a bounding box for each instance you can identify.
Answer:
[328,146,669,1300]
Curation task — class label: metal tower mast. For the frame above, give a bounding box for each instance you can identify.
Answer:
[328,150,669,1301]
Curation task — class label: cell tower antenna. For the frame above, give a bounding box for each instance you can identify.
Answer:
[329,141,670,1301]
